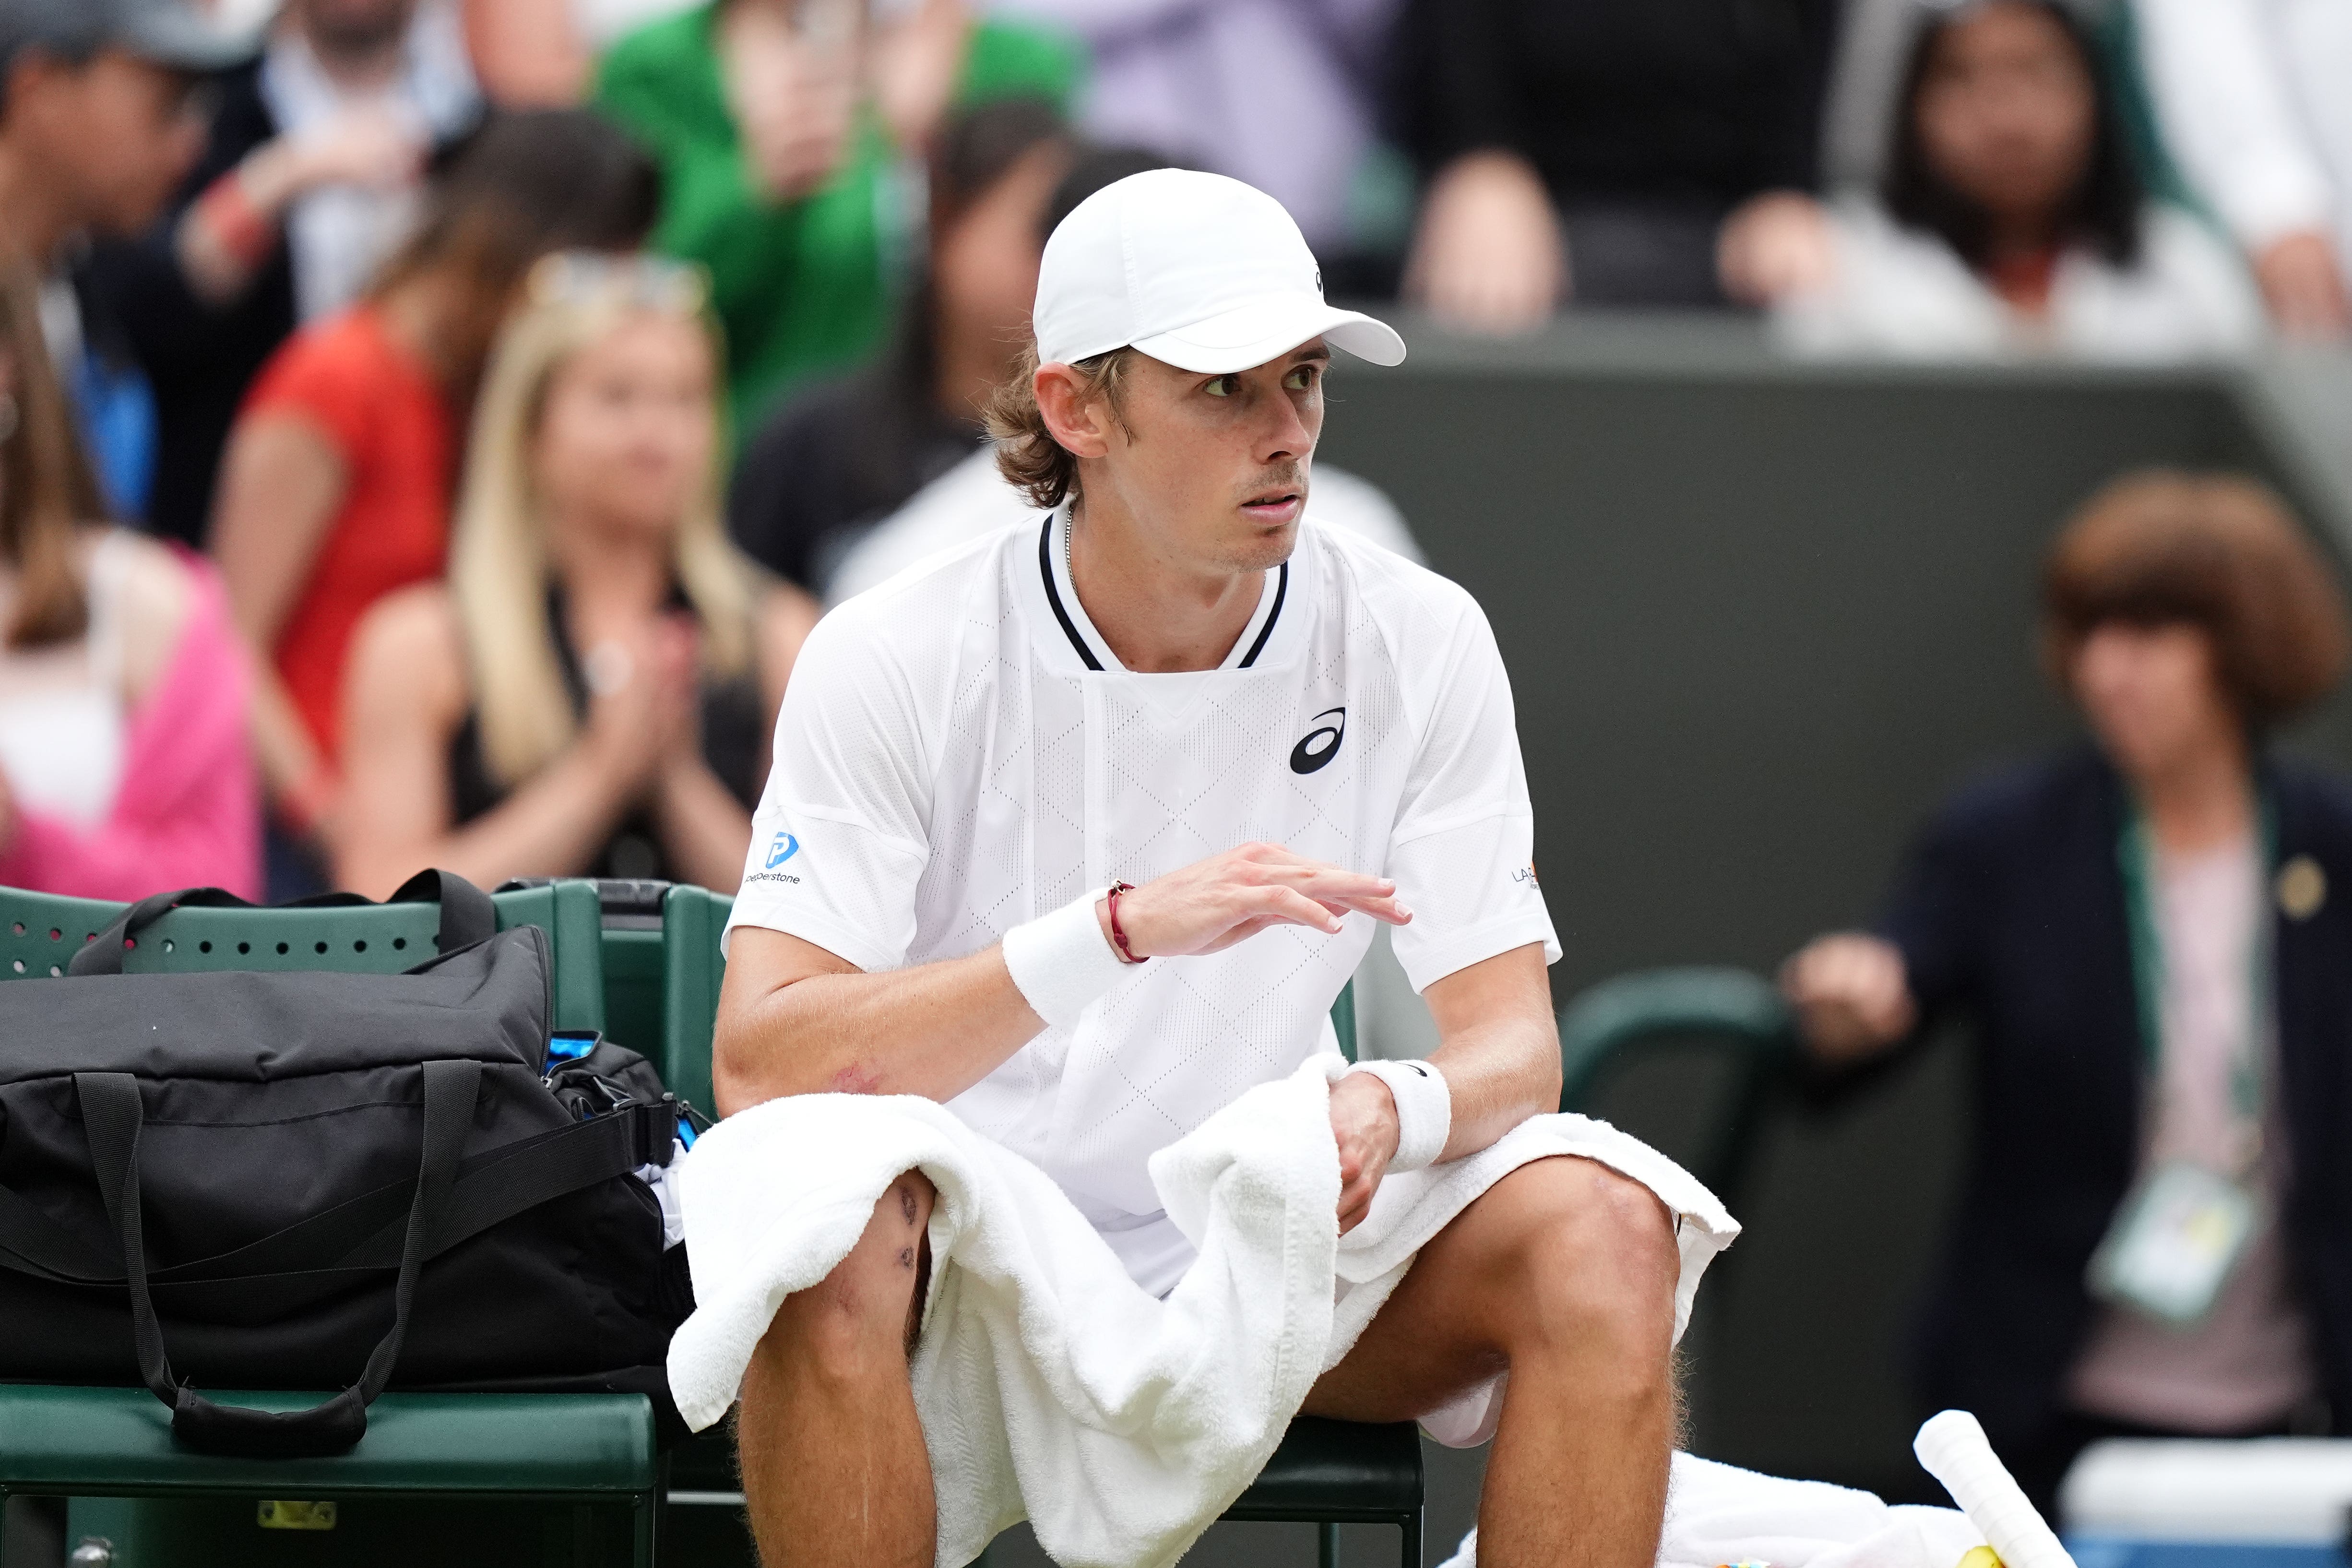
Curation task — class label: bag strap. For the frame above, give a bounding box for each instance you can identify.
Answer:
[158,1103,666,1283]
[335,1101,671,1269]
[0,1100,673,1289]
[74,1059,481,1459]
[65,870,498,978]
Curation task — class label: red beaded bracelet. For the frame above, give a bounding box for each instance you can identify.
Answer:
[1105,881,1146,964]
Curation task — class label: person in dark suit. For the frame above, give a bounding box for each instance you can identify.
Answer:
[1782,469,2352,1517]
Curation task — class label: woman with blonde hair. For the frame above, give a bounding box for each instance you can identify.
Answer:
[334,252,817,898]
[0,260,259,900]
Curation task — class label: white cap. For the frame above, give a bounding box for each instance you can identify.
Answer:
[1034,169,1406,374]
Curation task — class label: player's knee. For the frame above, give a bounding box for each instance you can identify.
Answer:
[1503,1159,1678,1374]
[764,1174,934,1384]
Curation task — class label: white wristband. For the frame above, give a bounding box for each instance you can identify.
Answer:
[1346,1059,1451,1172]
[1002,891,1133,1030]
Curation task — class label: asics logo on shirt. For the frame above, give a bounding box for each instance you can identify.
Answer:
[765,832,800,869]
[1290,708,1346,774]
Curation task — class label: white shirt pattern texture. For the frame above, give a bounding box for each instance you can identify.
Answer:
[728,509,1559,1294]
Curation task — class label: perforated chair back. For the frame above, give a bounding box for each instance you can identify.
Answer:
[0,882,608,1033]
[1555,965,1795,1207]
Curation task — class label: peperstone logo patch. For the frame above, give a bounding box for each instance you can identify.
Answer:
[1289,708,1346,775]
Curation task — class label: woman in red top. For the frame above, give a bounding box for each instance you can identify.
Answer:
[210,109,658,891]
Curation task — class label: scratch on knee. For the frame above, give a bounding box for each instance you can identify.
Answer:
[899,1184,919,1225]
[898,1245,917,1270]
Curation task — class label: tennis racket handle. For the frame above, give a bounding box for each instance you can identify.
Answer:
[1913,1410,2076,1568]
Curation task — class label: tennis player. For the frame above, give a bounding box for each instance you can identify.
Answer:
[715,170,1681,1568]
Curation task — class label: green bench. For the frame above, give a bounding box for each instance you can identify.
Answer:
[0,881,662,1568]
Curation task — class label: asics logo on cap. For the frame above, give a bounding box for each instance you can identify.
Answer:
[1290,708,1346,775]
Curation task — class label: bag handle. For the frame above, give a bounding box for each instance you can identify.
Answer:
[74,1059,482,1459]
[66,870,497,978]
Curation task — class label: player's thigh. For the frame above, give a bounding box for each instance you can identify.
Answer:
[1300,1155,1673,1422]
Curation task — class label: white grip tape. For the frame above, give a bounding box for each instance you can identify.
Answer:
[1345,1059,1452,1172]
[1913,1410,2076,1568]
[1002,891,1132,1031]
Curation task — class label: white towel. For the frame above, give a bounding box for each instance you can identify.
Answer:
[1438,1453,1989,1568]
[669,1055,1739,1568]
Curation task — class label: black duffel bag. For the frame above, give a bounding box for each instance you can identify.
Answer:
[0,872,691,1459]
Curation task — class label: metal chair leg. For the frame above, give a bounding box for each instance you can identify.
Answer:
[634,1491,658,1568]
[1401,1509,1421,1568]
[1317,1520,1341,1567]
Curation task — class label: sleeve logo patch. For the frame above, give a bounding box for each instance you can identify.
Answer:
[765,832,800,869]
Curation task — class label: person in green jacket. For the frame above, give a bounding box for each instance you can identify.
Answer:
[595,0,1081,445]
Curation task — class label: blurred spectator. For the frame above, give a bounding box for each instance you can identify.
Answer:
[1758,0,2259,359]
[1782,472,2352,1514]
[334,254,813,898]
[0,261,260,901]
[1391,0,1840,328]
[2131,0,2352,339]
[0,0,252,518]
[208,108,659,895]
[594,0,1082,442]
[85,0,484,548]
[982,0,1402,268]
[727,97,1073,593]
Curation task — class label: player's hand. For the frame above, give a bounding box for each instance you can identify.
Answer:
[1096,843,1410,960]
[1328,1069,1399,1235]
[1779,932,1915,1064]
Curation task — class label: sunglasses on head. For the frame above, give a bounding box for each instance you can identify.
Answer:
[528,252,711,316]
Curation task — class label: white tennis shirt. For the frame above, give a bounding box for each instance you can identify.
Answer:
[727,507,1560,1293]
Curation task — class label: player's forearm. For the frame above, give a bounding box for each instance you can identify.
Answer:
[713,947,1045,1113]
[1426,1011,1562,1162]
[1420,943,1563,1161]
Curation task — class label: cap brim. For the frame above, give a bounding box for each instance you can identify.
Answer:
[119,8,262,71]
[1129,293,1406,374]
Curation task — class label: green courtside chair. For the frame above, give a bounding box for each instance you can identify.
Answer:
[641,883,1421,1568]
[0,880,662,1568]
[1556,965,1796,1220]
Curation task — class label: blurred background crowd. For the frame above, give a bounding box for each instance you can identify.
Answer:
[6,0,2352,1552]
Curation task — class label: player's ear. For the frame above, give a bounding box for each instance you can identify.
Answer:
[1034,361,1117,460]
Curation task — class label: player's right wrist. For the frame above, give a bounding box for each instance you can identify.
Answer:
[1004,891,1136,1030]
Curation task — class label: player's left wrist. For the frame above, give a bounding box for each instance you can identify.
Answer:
[1344,1060,1451,1171]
